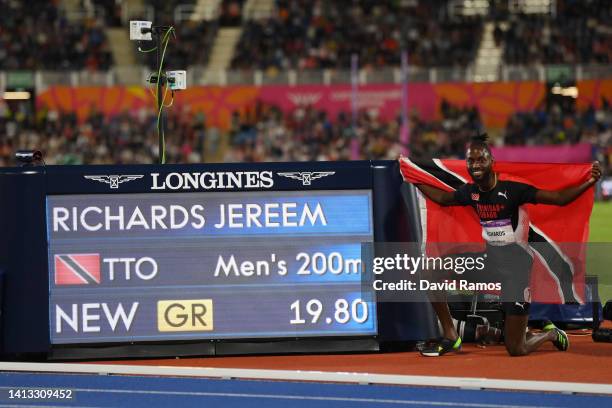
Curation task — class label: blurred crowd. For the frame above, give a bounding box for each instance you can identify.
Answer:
[128,0,611,72]
[504,99,611,147]
[495,0,611,65]
[0,0,610,178]
[138,20,217,71]
[223,103,403,162]
[0,0,609,72]
[502,98,612,173]
[232,0,481,70]
[221,99,482,162]
[2,97,610,177]
[0,0,112,70]
[220,0,246,26]
[0,101,207,166]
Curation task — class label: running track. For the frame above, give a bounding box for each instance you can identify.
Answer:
[0,371,610,408]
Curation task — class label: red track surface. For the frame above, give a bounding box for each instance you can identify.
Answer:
[99,333,612,384]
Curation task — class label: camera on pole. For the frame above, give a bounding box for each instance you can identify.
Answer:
[129,21,186,164]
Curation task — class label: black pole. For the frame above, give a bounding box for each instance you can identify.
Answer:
[155,28,164,164]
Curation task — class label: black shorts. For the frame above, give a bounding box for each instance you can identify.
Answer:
[448,244,533,316]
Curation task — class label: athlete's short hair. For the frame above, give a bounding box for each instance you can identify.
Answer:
[468,132,492,157]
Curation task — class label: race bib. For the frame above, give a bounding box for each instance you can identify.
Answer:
[481,219,515,246]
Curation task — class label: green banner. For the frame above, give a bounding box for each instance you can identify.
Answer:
[6,71,34,88]
[546,65,573,83]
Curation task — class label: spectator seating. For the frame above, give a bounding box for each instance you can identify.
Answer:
[0,0,112,70]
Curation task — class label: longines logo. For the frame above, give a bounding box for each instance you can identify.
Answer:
[277,171,335,186]
[150,171,274,190]
[84,170,336,190]
[84,175,144,189]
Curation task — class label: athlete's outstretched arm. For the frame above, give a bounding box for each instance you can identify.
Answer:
[535,161,602,206]
[414,184,458,206]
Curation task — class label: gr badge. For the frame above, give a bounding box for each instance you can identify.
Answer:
[157,299,213,332]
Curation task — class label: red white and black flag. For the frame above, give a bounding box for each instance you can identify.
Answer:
[54,254,101,285]
[399,157,594,304]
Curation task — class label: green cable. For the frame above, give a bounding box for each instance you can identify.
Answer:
[157,28,171,164]
[155,27,175,164]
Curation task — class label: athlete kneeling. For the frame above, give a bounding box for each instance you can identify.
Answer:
[408,134,600,357]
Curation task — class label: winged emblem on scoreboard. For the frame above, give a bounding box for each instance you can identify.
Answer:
[276,171,335,186]
[84,174,144,189]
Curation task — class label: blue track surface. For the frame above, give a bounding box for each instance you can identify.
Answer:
[0,372,609,407]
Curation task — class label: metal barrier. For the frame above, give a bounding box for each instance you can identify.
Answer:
[4,64,611,90]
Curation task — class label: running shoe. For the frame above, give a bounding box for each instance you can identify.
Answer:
[419,337,462,357]
[551,328,570,351]
[542,320,556,332]
[542,320,569,351]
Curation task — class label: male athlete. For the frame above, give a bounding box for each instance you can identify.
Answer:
[410,134,601,356]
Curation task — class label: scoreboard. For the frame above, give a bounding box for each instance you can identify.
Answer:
[48,190,375,344]
[0,160,436,358]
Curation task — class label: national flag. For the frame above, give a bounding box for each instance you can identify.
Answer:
[399,157,594,303]
[54,253,101,285]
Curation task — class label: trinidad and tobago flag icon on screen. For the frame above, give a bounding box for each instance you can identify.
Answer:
[54,254,101,285]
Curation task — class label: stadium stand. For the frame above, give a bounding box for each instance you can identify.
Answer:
[2,96,609,171]
[504,99,611,146]
[0,102,206,166]
[220,0,246,26]
[495,0,611,65]
[231,0,483,70]
[0,0,610,173]
[0,0,112,70]
[113,0,218,70]
[221,99,482,162]
[137,20,218,70]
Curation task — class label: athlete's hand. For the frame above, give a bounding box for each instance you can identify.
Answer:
[590,161,602,184]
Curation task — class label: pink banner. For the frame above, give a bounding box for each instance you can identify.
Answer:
[491,144,593,163]
[35,79,612,130]
[258,84,438,122]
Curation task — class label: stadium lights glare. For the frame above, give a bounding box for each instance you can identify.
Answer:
[2,91,31,100]
[551,85,578,99]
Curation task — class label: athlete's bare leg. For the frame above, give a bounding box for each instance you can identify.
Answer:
[424,267,459,341]
[430,300,459,341]
[426,283,458,340]
[504,314,556,356]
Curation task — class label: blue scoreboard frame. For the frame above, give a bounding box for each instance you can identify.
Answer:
[0,160,437,359]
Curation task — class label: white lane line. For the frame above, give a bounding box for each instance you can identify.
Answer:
[1,362,611,395]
